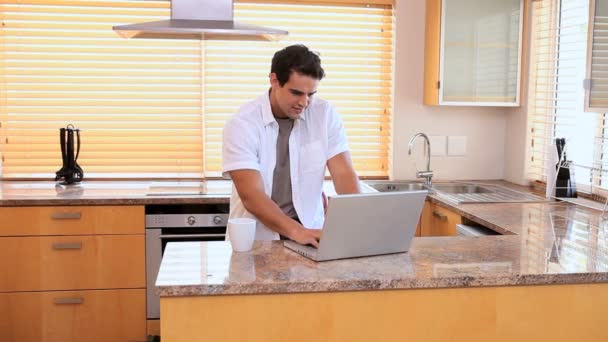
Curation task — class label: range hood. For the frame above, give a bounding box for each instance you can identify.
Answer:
[113,0,287,41]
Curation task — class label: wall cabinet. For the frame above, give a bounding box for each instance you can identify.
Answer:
[0,205,147,342]
[419,201,462,236]
[424,0,526,106]
[585,0,608,112]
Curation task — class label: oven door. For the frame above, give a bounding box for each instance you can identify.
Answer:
[145,227,226,320]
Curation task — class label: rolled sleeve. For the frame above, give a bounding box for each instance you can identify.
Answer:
[222,117,261,179]
[326,105,349,160]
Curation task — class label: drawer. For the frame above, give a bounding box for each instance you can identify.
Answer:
[0,205,144,236]
[0,235,145,292]
[0,289,146,342]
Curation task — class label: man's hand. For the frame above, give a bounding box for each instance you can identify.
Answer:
[290,227,322,248]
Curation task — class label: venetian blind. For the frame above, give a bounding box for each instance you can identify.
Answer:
[204,1,393,177]
[0,0,204,179]
[529,0,607,196]
[0,0,394,179]
[587,0,608,111]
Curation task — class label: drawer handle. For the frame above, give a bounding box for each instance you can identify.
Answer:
[52,242,82,250]
[432,211,447,221]
[54,297,84,305]
[51,212,82,220]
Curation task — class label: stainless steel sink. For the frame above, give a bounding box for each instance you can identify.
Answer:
[367,181,428,192]
[365,180,547,204]
[431,184,493,194]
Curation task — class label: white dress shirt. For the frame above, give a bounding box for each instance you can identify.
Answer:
[222,92,349,240]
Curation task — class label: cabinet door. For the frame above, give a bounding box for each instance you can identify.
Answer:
[0,206,144,236]
[585,0,608,112]
[441,0,523,105]
[0,289,146,342]
[424,0,524,106]
[419,201,434,236]
[420,202,462,236]
[430,205,462,236]
[0,235,145,292]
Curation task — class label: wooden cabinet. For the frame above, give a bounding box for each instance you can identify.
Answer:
[419,201,462,237]
[585,0,608,112]
[424,0,527,106]
[0,289,146,342]
[0,205,146,342]
[0,205,144,236]
[0,235,145,292]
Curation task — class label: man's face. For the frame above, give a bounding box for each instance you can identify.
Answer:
[270,71,319,120]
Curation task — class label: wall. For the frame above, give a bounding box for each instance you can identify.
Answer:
[391,0,509,181]
[504,2,534,186]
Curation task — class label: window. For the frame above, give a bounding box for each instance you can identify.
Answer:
[0,0,394,179]
[528,0,607,197]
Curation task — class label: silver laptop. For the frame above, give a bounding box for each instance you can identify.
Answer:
[284,190,427,261]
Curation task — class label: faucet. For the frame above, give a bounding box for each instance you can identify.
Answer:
[407,133,433,187]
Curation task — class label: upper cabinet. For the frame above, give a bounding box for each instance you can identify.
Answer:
[585,0,608,112]
[424,0,525,106]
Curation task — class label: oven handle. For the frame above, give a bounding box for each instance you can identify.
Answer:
[159,234,226,239]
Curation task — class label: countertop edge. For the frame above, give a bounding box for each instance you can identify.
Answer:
[0,196,230,206]
[157,273,608,297]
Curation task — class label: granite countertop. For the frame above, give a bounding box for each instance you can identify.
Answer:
[156,199,608,297]
[3,178,607,295]
[0,179,377,206]
[0,180,234,206]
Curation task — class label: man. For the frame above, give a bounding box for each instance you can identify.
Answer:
[222,44,360,248]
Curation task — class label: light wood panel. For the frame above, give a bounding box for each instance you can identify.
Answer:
[430,203,462,236]
[420,201,461,236]
[423,0,442,105]
[0,289,146,342]
[0,235,145,292]
[0,205,144,236]
[161,283,608,342]
[147,319,161,337]
[419,200,434,236]
[416,200,434,236]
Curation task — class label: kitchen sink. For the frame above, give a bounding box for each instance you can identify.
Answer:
[364,180,546,204]
[367,181,428,192]
[431,184,493,194]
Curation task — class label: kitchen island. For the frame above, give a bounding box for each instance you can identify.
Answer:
[157,202,608,342]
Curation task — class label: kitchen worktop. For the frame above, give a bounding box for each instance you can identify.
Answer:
[1,179,606,295]
[0,180,232,206]
[156,199,608,296]
[0,179,378,206]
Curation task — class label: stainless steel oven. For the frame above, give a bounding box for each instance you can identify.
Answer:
[145,204,229,320]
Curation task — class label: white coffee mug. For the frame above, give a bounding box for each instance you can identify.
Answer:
[227,218,256,252]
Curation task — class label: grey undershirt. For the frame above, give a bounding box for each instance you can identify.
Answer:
[271,118,298,219]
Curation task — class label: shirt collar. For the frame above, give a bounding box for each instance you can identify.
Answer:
[262,90,307,127]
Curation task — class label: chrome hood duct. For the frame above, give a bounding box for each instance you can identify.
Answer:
[113,0,287,41]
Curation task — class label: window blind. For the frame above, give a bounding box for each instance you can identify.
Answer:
[586,0,608,111]
[0,0,394,179]
[528,0,607,196]
[204,2,393,177]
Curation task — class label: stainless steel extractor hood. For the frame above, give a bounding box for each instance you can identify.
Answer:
[113,0,287,40]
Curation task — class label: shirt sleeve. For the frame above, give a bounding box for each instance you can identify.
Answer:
[222,117,261,179]
[326,104,349,160]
